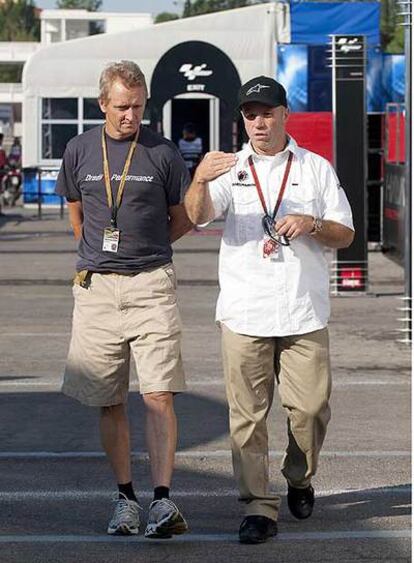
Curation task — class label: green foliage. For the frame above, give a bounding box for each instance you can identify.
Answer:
[56,0,102,10]
[183,0,259,17]
[155,12,180,23]
[384,26,404,54]
[0,64,24,83]
[381,0,404,53]
[0,0,40,41]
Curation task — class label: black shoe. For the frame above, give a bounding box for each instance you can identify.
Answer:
[287,485,315,519]
[239,515,278,544]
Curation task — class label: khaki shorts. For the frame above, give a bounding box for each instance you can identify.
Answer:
[62,264,186,407]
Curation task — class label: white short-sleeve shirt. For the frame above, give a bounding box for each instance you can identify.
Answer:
[207,137,354,337]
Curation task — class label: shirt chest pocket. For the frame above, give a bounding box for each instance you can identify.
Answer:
[283,193,319,217]
[232,188,260,212]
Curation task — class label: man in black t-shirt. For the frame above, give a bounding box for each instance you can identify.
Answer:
[56,60,192,539]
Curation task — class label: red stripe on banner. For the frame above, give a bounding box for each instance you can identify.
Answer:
[384,207,399,220]
[286,112,333,163]
[386,114,405,163]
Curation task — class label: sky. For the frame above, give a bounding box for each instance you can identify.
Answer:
[35,1,183,16]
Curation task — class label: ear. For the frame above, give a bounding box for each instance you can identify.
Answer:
[283,107,289,122]
[98,97,107,114]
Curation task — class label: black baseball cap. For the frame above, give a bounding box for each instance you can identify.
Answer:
[238,76,287,109]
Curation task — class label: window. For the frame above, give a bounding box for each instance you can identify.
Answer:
[42,124,78,159]
[42,98,77,120]
[83,98,104,120]
[40,97,105,162]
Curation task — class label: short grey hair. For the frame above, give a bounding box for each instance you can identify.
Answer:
[99,60,148,102]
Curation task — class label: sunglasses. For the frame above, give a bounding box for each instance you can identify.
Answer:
[261,214,290,246]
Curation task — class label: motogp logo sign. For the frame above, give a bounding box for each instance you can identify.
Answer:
[179,63,213,81]
[337,37,362,53]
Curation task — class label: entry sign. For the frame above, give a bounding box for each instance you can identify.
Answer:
[332,35,367,293]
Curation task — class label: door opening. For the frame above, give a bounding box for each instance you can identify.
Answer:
[163,95,219,153]
[171,98,210,152]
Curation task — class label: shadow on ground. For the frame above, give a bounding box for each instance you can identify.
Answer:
[0,392,229,452]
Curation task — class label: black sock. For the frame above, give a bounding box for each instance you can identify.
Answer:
[153,486,169,501]
[118,482,138,503]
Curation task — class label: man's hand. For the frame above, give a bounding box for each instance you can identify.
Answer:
[184,151,236,225]
[194,151,237,183]
[275,214,354,249]
[275,214,313,240]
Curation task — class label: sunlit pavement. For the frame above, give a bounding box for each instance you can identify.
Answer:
[0,208,410,562]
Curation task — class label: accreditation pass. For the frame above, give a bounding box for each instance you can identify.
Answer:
[102,227,120,253]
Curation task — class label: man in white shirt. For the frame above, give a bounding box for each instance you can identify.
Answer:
[184,76,354,544]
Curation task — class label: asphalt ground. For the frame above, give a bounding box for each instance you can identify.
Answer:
[0,207,411,562]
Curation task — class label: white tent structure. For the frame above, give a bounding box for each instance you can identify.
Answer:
[22,2,290,168]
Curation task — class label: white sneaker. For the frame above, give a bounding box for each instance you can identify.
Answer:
[107,493,140,535]
[144,498,188,539]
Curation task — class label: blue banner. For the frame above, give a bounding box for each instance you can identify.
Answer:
[383,54,405,104]
[277,44,308,111]
[289,1,381,46]
[277,44,405,112]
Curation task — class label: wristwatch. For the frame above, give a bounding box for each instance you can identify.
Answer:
[309,216,323,236]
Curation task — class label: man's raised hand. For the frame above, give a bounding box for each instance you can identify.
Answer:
[194,151,237,183]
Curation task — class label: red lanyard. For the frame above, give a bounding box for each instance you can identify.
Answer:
[248,151,293,220]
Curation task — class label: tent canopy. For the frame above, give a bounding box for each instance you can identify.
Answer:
[23,2,290,98]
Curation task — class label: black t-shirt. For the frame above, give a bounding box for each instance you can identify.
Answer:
[55,125,190,273]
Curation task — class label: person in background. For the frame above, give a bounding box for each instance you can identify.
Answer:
[8,137,21,168]
[178,122,203,178]
[185,76,354,544]
[0,134,7,170]
[0,133,7,214]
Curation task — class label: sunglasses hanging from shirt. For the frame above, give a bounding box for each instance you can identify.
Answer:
[247,151,293,258]
[101,126,139,253]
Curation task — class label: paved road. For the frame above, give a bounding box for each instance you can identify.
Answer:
[0,208,411,562]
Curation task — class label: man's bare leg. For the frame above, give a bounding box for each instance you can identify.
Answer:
[142,392,188,538]
[142,392,177,487]
[101,404,140,536]
[100,404,132,484]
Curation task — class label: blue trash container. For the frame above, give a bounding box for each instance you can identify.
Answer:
[23,168,61,205]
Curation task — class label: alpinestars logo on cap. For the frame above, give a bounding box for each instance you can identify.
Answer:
[246,84,270,96]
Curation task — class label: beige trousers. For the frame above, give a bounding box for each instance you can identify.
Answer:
[221,325,331,521]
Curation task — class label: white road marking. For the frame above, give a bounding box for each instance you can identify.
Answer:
[0,450,410,459]
[0,379,410,388]
[0,530,410,543]
[0,486,411,502]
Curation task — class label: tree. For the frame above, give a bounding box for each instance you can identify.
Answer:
[155,12,180,24]
[381,0,404,53]
[56,0,102,10]
[0,64,24,83]
[0,0,39,42]
[183,0,259,18]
